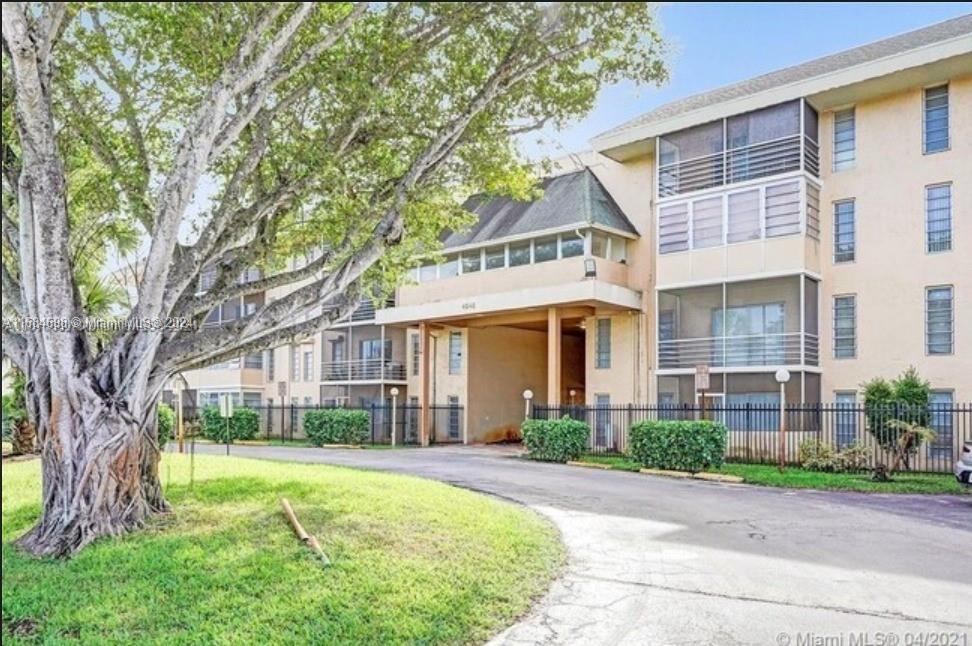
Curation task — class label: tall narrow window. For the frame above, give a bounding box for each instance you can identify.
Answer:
[595,318,611,369]
[265,349,275,382]
[303,350,313,382]
[834,392,857,448]
[447,395,461,440]
[448,331,462,374]
[926,286,953,355]
[291,345,300,381]
[923,85,949,154]
[832,108,855,171]
[410,333,420,376]
[833,295,856,359]
[925,184,952,253]
[833,200,855,263]
[928,391,954,458]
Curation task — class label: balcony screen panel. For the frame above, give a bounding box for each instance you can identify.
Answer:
[419,264,437,281]
[691,197,723,248]
[764,181,801,237]
[509,241,531,266]
[727,190,760,243]
[659,203,689,253]
[440,255,458,278]
[805,182,820,240]
[727,100,800,149]
[659,120,724,163]
[803,102,818,142]
[591,232,608,258]
[609,236,626,263]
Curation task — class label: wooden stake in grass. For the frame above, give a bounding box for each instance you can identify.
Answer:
[280,498,330,566]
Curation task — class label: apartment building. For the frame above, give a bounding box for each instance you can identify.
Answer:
[178,266,408,413]
[376,16,971,443]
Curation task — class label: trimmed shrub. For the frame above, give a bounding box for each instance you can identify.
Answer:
[200,406,260,442]
[799,439,870,473]
[157,403,175,446]
[521,417,589,463]
[628,420,727,472]
[304,408,370,446]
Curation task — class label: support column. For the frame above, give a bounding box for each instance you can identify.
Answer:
[419,321,431,446]
[547,307,561,406]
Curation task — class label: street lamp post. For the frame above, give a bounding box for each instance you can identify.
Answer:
[389,387,399,447]
[775,368,791,472]
[522,389,534,422]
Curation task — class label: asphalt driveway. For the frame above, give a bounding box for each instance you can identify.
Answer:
[188,443,972,645]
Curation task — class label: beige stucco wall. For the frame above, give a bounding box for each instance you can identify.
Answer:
[817,75,972,402]
[584,311,641,405]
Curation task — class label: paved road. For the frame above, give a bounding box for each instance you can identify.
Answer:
[191,444,972,645]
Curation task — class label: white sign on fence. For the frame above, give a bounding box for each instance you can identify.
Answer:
[695,364,710,391]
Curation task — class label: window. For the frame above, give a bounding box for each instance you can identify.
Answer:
[764,181,801,237]
[303,350,313,381]
[926,286,953,355]
[560,234,584,258]
[659,203,689,253]
[440,255,459,278]
[448,331,462,374]
[419,264,437,282]
[692,196,723,248]
[832,108,855,171]
[243,392,262,408]
[833,295,856,359]
[834,392,857,448]
[244,353,263,369]
[594,394,612,445]
[711,303,785,366]
[448,395,461,440]
[359,339,390,360]
[925,184,951,253]
[410,333,420,376]
[724,393,780,431]
[291,346,300,381]
[331,338,345,362]
[485,246,505,270]
[727,190,760,243]
[509,241,531,266]
[595,318,611,369]
[928,391,953,458]
[303,396,314,406]
[608,236,626,263]
[591,232,608,258]
[833,200,855,263]
[461,252,481,274]
[534,237,558,263]
[265,349,275,381]
[923,85,949,154]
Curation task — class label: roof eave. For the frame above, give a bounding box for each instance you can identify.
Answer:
[591,36,972,162]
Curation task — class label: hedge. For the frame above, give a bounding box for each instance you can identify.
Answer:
[522,417,589,463]
[628,420,727,472]
[200,406,260,442]
[157,402,175,446]
[304,408,370,446]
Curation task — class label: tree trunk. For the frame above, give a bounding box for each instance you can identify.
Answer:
[14,386,167,558]
[10,420,36,455]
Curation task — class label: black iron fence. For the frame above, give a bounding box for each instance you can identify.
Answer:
[176,403,463,446]
[531,402,971,474]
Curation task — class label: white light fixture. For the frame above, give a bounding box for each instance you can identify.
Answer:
[584,258,597,278]
[774,368,791,384]
[389,387,399,396]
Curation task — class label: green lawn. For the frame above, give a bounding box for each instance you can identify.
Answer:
[3,454,562,644]
[576,454,965,494]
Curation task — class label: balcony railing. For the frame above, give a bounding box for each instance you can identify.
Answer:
[321,358,406,381]
[658,134,819,198]
[658,332,819,370]
[348,299,395,322]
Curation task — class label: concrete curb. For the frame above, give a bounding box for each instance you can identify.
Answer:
[566,460,613,469]
[639,467,692,479]
[692,472,744,484]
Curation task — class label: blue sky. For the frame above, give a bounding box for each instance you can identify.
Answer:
[523,2,972,159]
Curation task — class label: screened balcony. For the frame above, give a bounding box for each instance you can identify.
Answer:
[657,275,819,370]
[657,99,819,198]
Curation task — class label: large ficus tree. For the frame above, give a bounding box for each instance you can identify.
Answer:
[1,2,666,556]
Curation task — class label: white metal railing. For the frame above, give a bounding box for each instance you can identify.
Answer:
[658,134,818,198]
[658,332,819,370]
[320,358,406,381]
